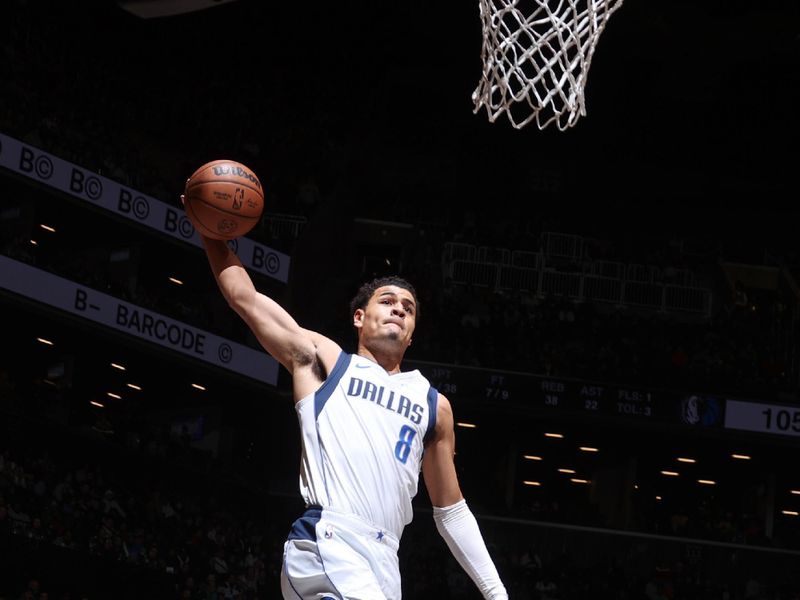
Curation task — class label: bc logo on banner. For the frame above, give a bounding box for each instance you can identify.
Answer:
[0,131,289,283]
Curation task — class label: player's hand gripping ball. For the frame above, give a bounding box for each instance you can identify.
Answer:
[182,160,264,240]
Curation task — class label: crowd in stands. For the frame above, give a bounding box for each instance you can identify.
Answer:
[3,3,800,597]
[2,402,799,600]
[0,411,287,599]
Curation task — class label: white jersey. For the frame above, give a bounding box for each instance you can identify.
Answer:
[295,351,438,541]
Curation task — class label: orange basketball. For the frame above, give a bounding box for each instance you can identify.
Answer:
[183,160,264,240]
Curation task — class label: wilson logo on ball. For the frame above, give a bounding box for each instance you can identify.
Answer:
[212,164,261,189]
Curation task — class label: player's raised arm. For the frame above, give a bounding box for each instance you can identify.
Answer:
[180,158,341,399]
[199,235,343,398]
[423,394,509,600]
[200,236,310,365]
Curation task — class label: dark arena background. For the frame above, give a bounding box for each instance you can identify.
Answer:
[2,0,800,598]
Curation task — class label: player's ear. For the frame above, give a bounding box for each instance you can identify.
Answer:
[353,308,365,329]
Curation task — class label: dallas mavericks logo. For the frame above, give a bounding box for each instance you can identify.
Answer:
[680,395,721,427]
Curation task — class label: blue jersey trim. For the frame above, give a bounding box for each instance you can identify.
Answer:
[423,386,438,444]
[314,351,352,420]
[284,506,342,599]
[287,505,322,542]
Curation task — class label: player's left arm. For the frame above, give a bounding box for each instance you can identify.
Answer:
[422,394,509,600]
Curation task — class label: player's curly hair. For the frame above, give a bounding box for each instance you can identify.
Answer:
[349,276,420,325]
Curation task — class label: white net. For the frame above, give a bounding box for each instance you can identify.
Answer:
[472,0,625,131]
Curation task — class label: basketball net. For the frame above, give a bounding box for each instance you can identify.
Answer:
[472,0,625,131]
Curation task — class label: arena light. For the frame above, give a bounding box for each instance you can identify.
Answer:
[36,337,54,346]
[111,363,126,371]
[732,454,751,460]
[677,457,696,464]
[660,470,679,477]
[456,422,477,429]
[698,479,716,486]
[522,480,541,487]
[39,223,56,233]
[579,446,599,452]
[558,468,576,474]
[107,392,122,400]
[523,455,542,461]
[570,478,590,484]
[168,277,184,285]
[790,490,800,495]
[90,401,105,408]
[191,383,206,391]
[116,0,241,19]
[544,432,563,439]
[781,510,799,517]
[126,383,142,391]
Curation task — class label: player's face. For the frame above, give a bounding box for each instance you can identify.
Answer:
[354,285,416,350]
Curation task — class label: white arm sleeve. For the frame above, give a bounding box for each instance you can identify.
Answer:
[433,499,509,600]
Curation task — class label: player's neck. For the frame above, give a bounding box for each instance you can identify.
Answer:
[357,346,404,375]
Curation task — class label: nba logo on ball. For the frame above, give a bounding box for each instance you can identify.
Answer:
[232,188,244,210]
[183,160,265,240]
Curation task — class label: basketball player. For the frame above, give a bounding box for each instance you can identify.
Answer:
[192,228,509,599]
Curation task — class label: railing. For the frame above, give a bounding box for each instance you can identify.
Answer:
[477,245,511,265]
[584,274,623,304]
[497,264,539,292]
[262,212,307,240]
[442,241,478,262]
[511,249,542,269]
[442,242,711,316]
[541,231,585,262]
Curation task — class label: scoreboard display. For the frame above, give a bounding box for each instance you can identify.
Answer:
[405,360,725,431]
[405,360,800,444]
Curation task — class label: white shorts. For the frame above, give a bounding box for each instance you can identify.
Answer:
[281,506,401,600]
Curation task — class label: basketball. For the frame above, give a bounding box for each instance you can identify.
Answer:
[183,159,264,240]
